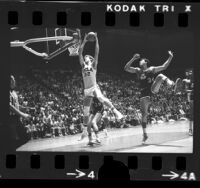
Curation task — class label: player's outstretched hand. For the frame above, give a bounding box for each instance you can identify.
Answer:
[133,53,140,59]
[168,50,173,57]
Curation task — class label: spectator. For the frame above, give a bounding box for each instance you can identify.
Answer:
[15,69,190,141]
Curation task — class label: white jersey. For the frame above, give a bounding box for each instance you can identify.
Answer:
[82,62,97,89]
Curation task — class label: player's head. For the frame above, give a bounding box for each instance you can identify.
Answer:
[84,55,94,67]
[188,69,193,80]
[185,70,189,77]
[10,75,16,90]
[189,69,193,76]
[185,69,193,79]
[139,58,149,70]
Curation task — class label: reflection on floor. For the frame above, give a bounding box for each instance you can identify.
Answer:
[17,120,193,153]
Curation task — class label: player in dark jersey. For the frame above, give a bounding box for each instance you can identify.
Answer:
[124,51,182,144]
[79,96,105,144]
[87,97,104,145]
[182,69,193,136]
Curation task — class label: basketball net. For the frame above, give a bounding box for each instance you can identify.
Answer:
[68,42,80,56]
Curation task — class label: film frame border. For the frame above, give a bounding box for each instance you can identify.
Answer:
[0,1,199,181]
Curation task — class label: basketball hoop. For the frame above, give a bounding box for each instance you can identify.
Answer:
[10,28,82,60]
[10,36,73,58]
[68,42,80,56]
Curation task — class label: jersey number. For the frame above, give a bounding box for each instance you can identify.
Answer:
[84,72,91,77]
[140,74,153,83]
[140,74,146,80]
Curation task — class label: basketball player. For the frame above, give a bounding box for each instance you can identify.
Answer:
[182,69,193,136]
[101,109,109,138]
[124,51,182,144]
[79,32,123,144]
[10,75,32,147]
[87,97,104,145]
[79,97,108,144]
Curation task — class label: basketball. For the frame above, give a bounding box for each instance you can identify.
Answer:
[86,32,96,42]
[73,33,79,41]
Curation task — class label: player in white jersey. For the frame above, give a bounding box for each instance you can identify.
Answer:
[79,32,123,144]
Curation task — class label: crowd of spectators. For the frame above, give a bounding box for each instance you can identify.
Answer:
[15,69,191,141]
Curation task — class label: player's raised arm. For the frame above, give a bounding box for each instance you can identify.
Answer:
[79,34,88,66]
[124,53,141,73]
[152,51,174,73]
[94,33,99,68]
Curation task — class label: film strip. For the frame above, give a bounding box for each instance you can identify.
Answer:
[0,1,199,182]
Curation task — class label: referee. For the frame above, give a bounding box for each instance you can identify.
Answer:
[10,75,32,148]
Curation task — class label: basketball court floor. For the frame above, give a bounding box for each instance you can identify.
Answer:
[17,120,193,153]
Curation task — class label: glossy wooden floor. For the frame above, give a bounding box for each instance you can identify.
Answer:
[17,120,193,153]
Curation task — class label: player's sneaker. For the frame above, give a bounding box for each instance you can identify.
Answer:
[174,78,183,94]
[189,129,193,136]
[142,133,148,144]
[95,138,101,144]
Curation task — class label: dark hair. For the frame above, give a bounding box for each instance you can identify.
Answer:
[140,58,150,64]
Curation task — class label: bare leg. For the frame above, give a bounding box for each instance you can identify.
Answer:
[102,116,109,137]
[189,101,193,136]
[91,113,102,143]
[94,86,123,120]
[100,97,123,120]
[87,115,93,143]
[140,97,151,144]
[79,96,93,141]
[151,74,177,94]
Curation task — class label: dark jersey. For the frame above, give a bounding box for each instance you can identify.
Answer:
[183,73,193,101]
[186,80,193,101]
[90,97,104,115]
[137,69,155,97]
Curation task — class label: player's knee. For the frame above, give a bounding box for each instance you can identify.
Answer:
[157,73,167,81]
[151,74,166,94]
[91,120,98,131]
[93,126,98,132]
[83,106,90,116]
[97,96,105,103]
